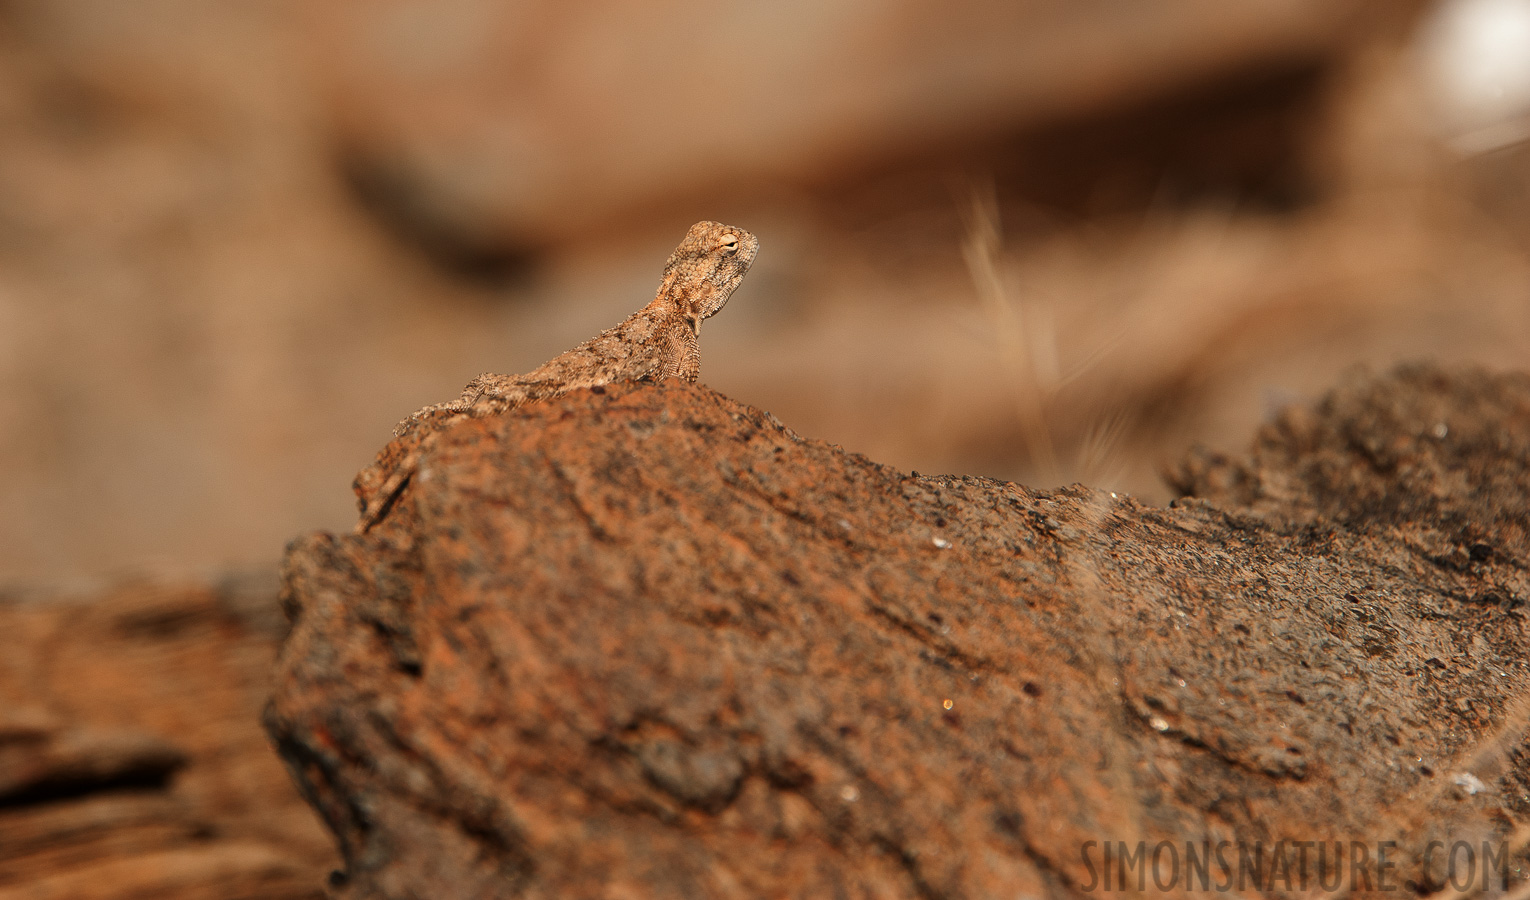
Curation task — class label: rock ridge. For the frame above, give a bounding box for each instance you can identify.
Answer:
[269,366,1530,899]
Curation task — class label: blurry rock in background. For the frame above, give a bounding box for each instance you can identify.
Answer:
[0,0,1527,581]
[0,577,335,898]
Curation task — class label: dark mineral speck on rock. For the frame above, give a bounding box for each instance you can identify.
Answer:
[268,365,1530,898]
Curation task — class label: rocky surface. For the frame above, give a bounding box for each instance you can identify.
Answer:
[0,579,336,900]
[268,364,1530,898]
[13,0,1530,586]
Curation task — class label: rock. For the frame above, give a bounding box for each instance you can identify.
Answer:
[1168,364,1530,545]
[0,581,336,899]
[268,365,1530,898]
[0,843,320,900]
[6,0,1527,592]
[0,724,186,804]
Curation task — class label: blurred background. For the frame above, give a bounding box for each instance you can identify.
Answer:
[2,0,1529,584]
[2,4,1529,895]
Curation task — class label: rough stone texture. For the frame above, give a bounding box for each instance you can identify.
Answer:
[268,364,1530,898]
[0,580,337,900]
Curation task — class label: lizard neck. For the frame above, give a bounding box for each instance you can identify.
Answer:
[649,285,695,324]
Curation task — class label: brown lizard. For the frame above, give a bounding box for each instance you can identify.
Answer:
[354,220,759,531]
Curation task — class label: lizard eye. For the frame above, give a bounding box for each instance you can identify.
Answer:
[720,237,739,255]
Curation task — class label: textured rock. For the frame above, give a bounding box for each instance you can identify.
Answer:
[268,366,1530,898]
[0,725,186,804]
[0,581,336,899]
[7,0,1530,590]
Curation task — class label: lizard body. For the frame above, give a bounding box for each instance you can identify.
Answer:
[354,220,758,530]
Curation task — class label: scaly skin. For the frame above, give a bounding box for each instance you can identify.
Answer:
[354,221,759,531]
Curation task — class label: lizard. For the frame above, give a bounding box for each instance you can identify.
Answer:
[353,220,759,532]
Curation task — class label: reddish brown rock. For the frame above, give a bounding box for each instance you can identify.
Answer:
[0,581,336,900]
[268,366,1530,898]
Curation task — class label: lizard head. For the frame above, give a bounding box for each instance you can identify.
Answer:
[655,221,759,323]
